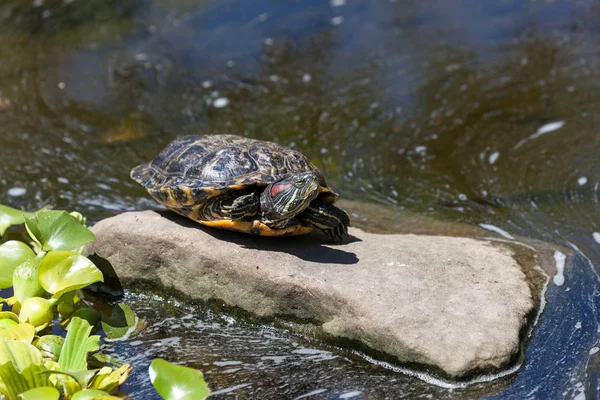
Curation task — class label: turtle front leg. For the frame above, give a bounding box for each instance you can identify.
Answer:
[299,203,350,240]
[223,192,261,220]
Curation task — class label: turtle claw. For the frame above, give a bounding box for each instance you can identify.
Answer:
[223,193,260,220]
[300,203,350,242]
[222,206,251,221]
[221,205,234,220]
[322,222,349,242]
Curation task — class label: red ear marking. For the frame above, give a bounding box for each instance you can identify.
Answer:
[270,182,292,197]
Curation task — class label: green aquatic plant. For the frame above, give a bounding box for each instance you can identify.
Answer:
[0,317,130,400]
[0,205,41,237]
[0,204,210,399]
[0,337,50,399]
[149,359,210,400]
[0,208,103,330]
[0,206,133,398]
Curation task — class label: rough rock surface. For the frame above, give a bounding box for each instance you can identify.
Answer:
[88,211,534,377]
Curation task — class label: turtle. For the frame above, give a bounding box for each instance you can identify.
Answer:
[131,134,350,239]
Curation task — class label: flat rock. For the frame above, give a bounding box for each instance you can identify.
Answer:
[87,211,535,377]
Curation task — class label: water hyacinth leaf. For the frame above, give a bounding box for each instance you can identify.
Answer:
[62,379,82,399]
[0,323,35,343]
[88,353,126,369]
[0,241,35,289]
[101,304,139,340]
[90,364,131,393]
[149,358,210,400]
[18,298,55,331]
[68,212,86,226]
[66,308,101,328]
[24,210,95,252]
[17,364,51,395]
[0,362,50,400]
[13,255,45,305]
[0,312,20,324]
[18,386,59,400]
[0,205,40,237]
[0,319,19,330]
[41,360,60,390]
[71,389,121,400]
[39,252,103,299]
[0,362,25,400]
[87,366,112,390]
[56,291,79,319]
[46,369,99,391]
[34,335,64,361]
[0,338,49,399]
[0,336,43,367]
[58,317,100,373]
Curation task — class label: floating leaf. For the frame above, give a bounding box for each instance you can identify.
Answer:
[87,366,112,390]
[13,255,45,305]
[0,338,42,371]
[34,336,64,361]
[0,319,18,330]
[67,308,101,328]
[88,353,126,370]
[0,338,49,400]
[0,323,35,343]
[56,292,77,319]
[18,386,59,400]
[71,389,121,400]
[68,212,86,226]
[45,369,98,392]
[61,377,81,399]
[58,317,100,373]
[101,304,140,340]
[0,205,40,237]
[18,298,54,330]
[0,363,50,400]
[0,241,35,289]
[90,364,131,393]
[0,312,20,324]
[149,359,210,400]
[39,251,103,299]
[25,211,95,252]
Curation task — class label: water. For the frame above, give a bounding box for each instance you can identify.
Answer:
[0,0,599,398]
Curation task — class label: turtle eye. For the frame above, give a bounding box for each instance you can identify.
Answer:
[294,179,305,187]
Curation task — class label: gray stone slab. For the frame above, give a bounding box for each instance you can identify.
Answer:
[87,210,535,377]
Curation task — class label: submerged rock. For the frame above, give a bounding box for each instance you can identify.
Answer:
[88,210,536,378]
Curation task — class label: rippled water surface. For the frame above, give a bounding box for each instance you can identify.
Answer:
[0,0,599,398]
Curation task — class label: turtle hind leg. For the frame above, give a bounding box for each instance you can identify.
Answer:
[222,192,261,220]
[299,203,350,241]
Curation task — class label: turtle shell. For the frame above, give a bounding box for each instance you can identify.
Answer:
[131,134,339,218]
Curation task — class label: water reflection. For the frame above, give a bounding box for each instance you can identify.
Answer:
[0,0,599,398]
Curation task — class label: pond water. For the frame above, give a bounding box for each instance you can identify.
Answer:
[0,0,599,398]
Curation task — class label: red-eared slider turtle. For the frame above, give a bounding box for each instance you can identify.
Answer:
[131,135,349,239]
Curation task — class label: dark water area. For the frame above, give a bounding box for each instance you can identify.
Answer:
[0,0,599,398]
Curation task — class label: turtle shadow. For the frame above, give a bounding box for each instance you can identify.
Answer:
[159,211,361,265]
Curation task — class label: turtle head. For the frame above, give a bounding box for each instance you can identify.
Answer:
[260,171,320,228]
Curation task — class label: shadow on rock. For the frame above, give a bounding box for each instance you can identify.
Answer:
[159,211,361,265]
[87,253,125,298]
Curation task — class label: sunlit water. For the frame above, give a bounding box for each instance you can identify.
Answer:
[0,0,599,398]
